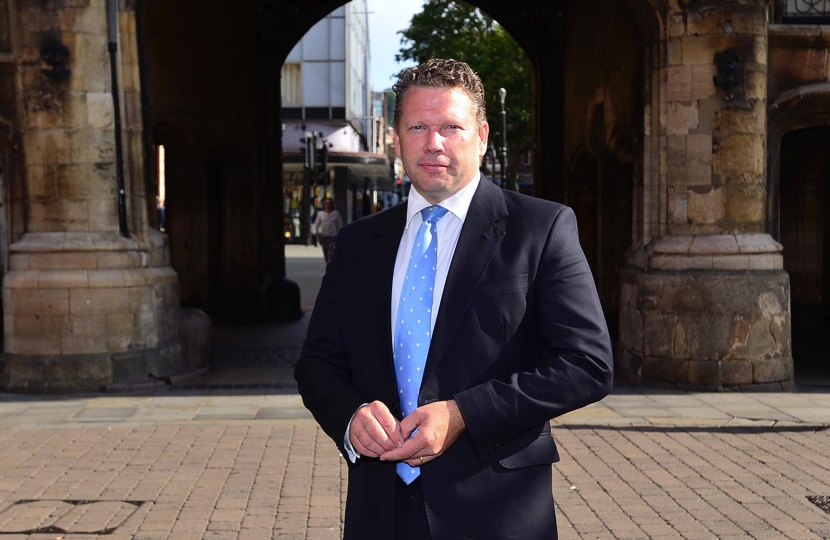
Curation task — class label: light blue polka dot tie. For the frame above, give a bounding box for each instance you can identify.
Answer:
[394,205,449,483]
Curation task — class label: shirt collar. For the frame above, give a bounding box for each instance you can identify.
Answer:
[405,172,481,229]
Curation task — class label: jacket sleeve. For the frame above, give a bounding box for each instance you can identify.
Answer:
[452,206,614,461]
[294,236,370,459]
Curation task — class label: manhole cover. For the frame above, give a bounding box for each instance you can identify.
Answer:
[0,500,146,535]
[807,495,830,514]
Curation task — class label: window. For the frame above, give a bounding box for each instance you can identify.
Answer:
[281,64,302,107]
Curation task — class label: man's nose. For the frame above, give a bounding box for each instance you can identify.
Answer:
[424,131,444,153]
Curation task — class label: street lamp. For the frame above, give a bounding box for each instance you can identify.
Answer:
[498,88,507,188]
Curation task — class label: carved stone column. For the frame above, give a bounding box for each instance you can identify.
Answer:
[1,0,182,392]
[619,0,793,390]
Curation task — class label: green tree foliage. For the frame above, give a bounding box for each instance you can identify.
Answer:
[396,0,533,187]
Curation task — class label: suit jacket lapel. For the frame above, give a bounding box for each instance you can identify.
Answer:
[370,205,407,397]
[421,180,508,387]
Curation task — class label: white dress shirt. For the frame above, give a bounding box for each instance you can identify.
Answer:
[343,172,482,462]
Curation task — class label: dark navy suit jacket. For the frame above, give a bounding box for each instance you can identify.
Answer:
[295,178,613,540]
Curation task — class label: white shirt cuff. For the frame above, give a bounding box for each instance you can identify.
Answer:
[343,403,369,463]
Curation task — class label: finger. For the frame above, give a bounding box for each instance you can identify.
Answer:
[399,412,423,440]
[380,433,426,462]
[371,404,404,447]
[350,435,378,458]
[353,422,386,457]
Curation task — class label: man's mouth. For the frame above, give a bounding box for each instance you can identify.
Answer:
[419,162,449,172]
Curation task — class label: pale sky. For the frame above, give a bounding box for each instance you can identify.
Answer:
[367,0,425,91]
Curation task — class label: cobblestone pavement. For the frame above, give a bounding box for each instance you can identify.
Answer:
[0,247,829,539]
[0,389,828,539]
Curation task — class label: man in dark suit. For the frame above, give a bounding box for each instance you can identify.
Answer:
[295,58,613,540]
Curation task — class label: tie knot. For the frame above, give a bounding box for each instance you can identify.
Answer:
[421,205,449,224]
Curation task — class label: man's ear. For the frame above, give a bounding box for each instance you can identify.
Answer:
[394,128,401,158]
[478,122,490,160]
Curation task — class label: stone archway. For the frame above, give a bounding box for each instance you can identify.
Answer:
[768,84,830,385]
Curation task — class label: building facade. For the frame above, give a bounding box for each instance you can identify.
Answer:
[0,0,828,391]
[281,2,392,240]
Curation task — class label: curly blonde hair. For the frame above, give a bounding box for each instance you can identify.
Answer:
[393,58,487,129]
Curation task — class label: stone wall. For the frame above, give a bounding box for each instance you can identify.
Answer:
[0,0,183,392]
[619,0,794,390]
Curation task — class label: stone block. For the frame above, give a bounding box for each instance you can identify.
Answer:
[4,270,42,288]
[690,234,739,254]
[673,196,688,224]
[23,130,71,165]
[688,360,721,387]
[619,307,643,351]
[10,315,44,338]
[129,286,153,313]
[687,135,713,164]
[122,268,147,285]
[88,198,119,231]
[667,135,686,165]
[745,69,766,101]
[10,255,29,270]
[28,200,90,232]
[643,313,675,357]
[687,6,725,36]
[3,353,112,392]
[88,269,125,288]
[713,134,765,178]
[5,335,62,355]
[675,255,713,270]
[752,357,793,384]
[69,288,130,315]
[749,254,782,270]
[753,35,768,66]
[28,252,98,270]
[692,64,717,100]
[69,127,115,164]
[57,163,116,199]
[26,164,58,200]
[642,356,689,384]
[668,38,683,65]
[6,289,70,316]
[68,33,110,93]
[726,4,768,36]
[652,235,694,254]
[98,252,130,269]
[712,255,751,270]
[670,14,685,38]
[688,186,726,224]
[695,98,719,135]
[72,0,106,34]
[62,92,88,129]
[667,66,693,102]
[38,270,89,288]
[68,315,106,338]
[649,255,676,270]
[111,349,147,383]
[714,108,760,134]
[726,184,765,224]
[736,233,782,254]
[686,165,712,186]
[667,102,699,135]
[722,359,753,385]
[86,92,114,129]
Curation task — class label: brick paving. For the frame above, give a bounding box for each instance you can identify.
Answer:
[0,393,828,539]
[0,248,828,539]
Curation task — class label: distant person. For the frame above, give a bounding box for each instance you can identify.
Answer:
[312,197,343,263]
[373,202,384,213]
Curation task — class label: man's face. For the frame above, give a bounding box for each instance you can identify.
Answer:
[394,86,489,204]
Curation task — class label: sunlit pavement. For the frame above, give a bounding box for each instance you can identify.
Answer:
[0,245,828,539]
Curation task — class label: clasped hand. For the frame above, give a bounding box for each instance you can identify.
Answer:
[348,399,466,466]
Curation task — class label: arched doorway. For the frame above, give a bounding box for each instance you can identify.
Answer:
[780,127,830,385]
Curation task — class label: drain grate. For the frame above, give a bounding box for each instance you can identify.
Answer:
[807,495,830,514]
[0,499,147,535]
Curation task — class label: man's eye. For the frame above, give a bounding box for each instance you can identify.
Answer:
[410,126,423,131]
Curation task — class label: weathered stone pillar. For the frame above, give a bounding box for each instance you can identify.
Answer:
[1,0,182,392]
[620,0,793,390]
